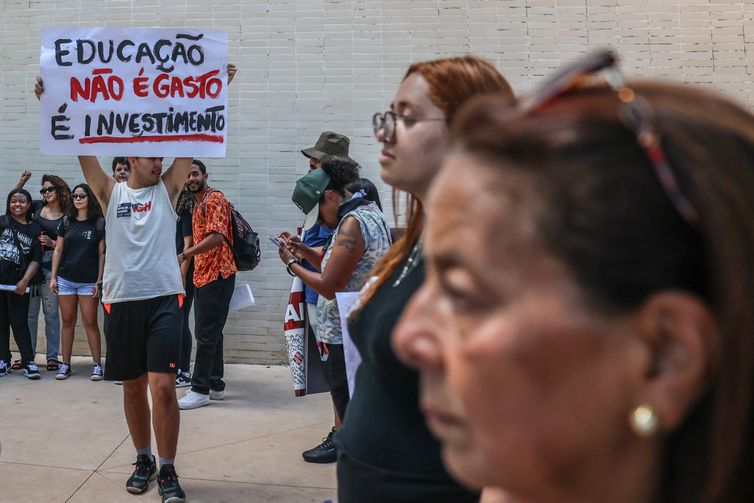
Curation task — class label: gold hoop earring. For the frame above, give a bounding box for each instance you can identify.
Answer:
[629,404,659,437]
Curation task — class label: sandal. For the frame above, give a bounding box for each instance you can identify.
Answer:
[46,359,61,371]
[10,359,23,370]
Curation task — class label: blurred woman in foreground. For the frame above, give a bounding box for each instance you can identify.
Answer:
[393,50,754,503]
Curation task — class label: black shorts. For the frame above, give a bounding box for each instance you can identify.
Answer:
[104,294,183,381]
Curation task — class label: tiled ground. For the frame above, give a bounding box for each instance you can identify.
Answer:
[0,359,336,503]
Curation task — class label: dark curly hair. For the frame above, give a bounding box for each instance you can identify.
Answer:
[175,186,195,215]
[41,174,71,211]
[320,158,359,200]
[68,183,103,223]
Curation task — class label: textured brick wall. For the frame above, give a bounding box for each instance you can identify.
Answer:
[2,0,753,363]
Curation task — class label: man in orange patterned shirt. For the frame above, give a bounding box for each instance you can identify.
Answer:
[176,159,237,409]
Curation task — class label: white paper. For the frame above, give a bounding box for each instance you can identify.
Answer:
[229,283,255,311]
[0,284,29,293]
[336,291,362,398]
[40,28,228,157]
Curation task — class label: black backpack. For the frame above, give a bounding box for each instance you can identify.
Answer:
[201,190,260,271]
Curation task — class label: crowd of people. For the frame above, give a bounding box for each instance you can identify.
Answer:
[2,52,752,503]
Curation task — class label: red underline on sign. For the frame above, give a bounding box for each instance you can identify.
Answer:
[79,134,224,144]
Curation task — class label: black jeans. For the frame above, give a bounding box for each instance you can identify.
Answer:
[178,262,195,373]
[192,273,235,394]
[0,290,35,364]
[323,342,349,421]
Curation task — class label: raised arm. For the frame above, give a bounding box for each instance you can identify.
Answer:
[162,158,193,208]
[35,78,115,212]
[14,170,32,191]
[78,156,115,212]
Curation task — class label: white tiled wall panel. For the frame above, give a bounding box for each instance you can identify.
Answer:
[2,0,752,363]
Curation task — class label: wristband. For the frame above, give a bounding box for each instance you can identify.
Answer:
[285,257,299,277]
[180,252,188,261]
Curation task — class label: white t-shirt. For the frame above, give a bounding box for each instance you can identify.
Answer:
[102,179,184,303]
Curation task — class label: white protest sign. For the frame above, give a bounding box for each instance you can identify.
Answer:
[335,291,362,398]
[40,28,228,157]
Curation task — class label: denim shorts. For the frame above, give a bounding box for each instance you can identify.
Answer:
[57,276,96,296]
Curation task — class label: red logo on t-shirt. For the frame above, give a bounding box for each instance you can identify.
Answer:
[132,201,152,213]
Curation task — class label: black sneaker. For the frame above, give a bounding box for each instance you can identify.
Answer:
[55,363,72,380]
[157,464,186,503]
[23,362,41,380]
[175,372,191,388]
[126,454,156,494]
[302,427,337,463]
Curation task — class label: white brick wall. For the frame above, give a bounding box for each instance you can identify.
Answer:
[2,0,753,363]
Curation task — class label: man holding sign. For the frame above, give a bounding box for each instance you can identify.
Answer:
[40,81,189,502]
[36,28,234,503]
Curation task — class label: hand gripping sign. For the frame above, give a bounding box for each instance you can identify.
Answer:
[40,28,228,157]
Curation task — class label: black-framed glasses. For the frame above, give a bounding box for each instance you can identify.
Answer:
[519,49,700,228]
[372,111,445,143]
[40,186,57,195]
[71,193,87,200]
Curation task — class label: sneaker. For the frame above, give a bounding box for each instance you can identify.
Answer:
[302,427,337,463]
[56,363,72,380]
[178,390,210,410]
[114,380,123,385]
[90,363,104,381]
[175,372,191,388]
[0,360,8,377]
[23,362,41,380]
[126,454,156,494]
[209,389,225,401]
[157,464,186,503]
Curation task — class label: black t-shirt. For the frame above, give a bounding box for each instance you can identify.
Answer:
[335,248,477,500]
[57,217,105,283]
[0,218,42,285]
[175,209,193,253]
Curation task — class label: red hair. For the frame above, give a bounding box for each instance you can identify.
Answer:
[362,56,515,300]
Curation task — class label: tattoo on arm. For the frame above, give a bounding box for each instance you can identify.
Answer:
[334,224,359,252]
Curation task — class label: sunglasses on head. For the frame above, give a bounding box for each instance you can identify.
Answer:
[519,49,700,228]
[40,186,57,195]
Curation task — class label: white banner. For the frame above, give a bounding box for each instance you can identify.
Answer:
[39,28,228,157]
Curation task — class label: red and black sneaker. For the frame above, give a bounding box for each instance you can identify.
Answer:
[157,464,186,503]
[126,454,156,494]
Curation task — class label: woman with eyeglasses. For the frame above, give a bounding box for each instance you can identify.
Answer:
[48,184,105,381]
[393,50,754,503]
[333,57,514,502]
[13,172,71,372]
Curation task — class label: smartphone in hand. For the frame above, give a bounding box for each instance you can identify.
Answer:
[268,236,283,249]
